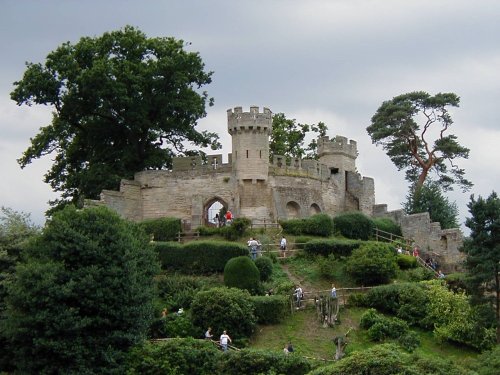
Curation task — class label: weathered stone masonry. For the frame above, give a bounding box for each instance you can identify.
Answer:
[89,105,463,269]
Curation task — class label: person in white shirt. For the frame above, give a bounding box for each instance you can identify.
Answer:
[220,330,232,352]
[280,236,287,257]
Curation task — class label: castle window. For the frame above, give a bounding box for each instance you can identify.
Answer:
[260,150,262,159]
[330,167,339,175]
[246,150,249,158]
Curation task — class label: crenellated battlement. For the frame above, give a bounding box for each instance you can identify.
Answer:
[318,135,358,159]
[227,106,272,134]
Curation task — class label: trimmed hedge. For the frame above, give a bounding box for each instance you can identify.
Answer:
[303,238,362,257]
[224,256,261,294]
[138,217,181,241]
[155,240,248,273]
[251,295,290,324]
[372,217,402,237]
[396,254,417,269]
[333,212,374,240]
[280,214,334,237]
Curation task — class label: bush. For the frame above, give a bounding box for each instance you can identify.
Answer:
[221,217,252,240]
[303,238,361,257]
[126,338,219,375]
[293,236,314,249]
[224,256,261,294]
[216,349,313,375]
[360,309,409,342]
[396,254,417,269]
[139,217,181,241]
[280,214,333,237]
[405,267,435,282]
[155,240,248,273]
[149,313,201,339]
[254,256,273,281]
[398,331,420,352]
[251,295,290,324]
[346,292,367,307]
[372,217,402,237]
[190,287,256,340]
[333,211,374,240]
[345,242,398,285]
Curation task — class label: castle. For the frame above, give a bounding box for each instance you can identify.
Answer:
[90,105,464,270]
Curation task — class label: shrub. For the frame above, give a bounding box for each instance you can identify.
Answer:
[221,217,252,240]
[216,349,313,375]
[190,287,256,340]
[251,295,290,324]
[333,211,374,240]
[293,236,314,249]
[346,292,367,307]
[405,267,435,282]
[155,240,248,273]
[254,256,273,281]
[396,254,417,269]
[360,309,409,341]
[372,217,402,237]
[303,238,361,257]
[345,242,398,285]
[139,217,181,241]
[149,313,201,339]
[398,331,420,352]
[224,256,261,294]
[280,214,333,237]
[126,338,219,375]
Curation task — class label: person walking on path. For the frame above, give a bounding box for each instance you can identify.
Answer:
[247,237,260,260]
[331,284,337,298]
[220,330,232,352]
[205,327,213,340]
[280,236,287,257]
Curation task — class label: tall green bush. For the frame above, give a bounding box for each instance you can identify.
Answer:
[333,211,374,240]
[280,214,333,237]
[345,242,397,285]
[2,206,159,374]
[372,217,402,237]
[251,295,290,324]
[254,256,273,282]
[190,287,256,340]
[224,256,261,294]
[155,240,248,273]
[139,217,181,241]
[303,238,362,257]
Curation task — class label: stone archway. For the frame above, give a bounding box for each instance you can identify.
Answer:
[310,203,321,215]
[286,201,301,219]
[203,196,228,226]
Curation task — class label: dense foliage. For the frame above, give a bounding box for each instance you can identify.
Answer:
[190,287,256,340]
[250,295,290,324]
[224,256,261,294]
[367,91,472,192]
[345,242,398,285]
[11,26,220,210]
[333,211,374,240]
[2,206,159,374]
[462,191,500,343]
[280,213,334,237]
[139,217,181,241]
[372,217,403,237]
[403,180,459,229]
[155,240,248,273]
[303,238,362,257]
[254,256,273,282]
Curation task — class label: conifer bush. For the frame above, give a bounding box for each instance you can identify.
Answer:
[224,256,261,294]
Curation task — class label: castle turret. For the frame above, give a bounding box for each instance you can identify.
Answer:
[227,106,272,182]
[317,135,358,172]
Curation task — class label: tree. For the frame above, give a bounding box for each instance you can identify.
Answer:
[269,113,327,162]
[403,180,459,229]
[462,192,500,343]
[0,208,40,371]
[2,206,159,374]
[11,26,220,210]
[346,243,398,285]
[367,91,472,193]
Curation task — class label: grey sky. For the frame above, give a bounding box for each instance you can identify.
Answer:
[1,0,499,231]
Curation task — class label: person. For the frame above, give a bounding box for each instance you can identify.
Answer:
[396,245,403,254]
[247,237,260,260]
[283,344,289,354]
[205,327,213,340]
[412,245,420,257]
[161,307,168,318]
[214,213,220,227]
[331,284,337,298]
[225,210,233,225]
[294,285,303,309]
[220,330,232,352]
[287,342,294,353]
[280,236,287,257]
[438,270,445,279]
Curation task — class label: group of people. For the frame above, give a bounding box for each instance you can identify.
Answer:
[214,210,233,227]
[205,327,232,352]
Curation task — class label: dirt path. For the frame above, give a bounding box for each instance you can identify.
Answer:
[280,263,319,296]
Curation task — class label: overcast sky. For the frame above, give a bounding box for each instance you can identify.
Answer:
[1,0,499,232]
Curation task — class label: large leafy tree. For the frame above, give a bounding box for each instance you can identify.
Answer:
[462,192,500,343]
[403,180,459,229]
[269,113,327,162]
[367,91,472,193]
[11,26,220,210]
[1,206,159,374]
